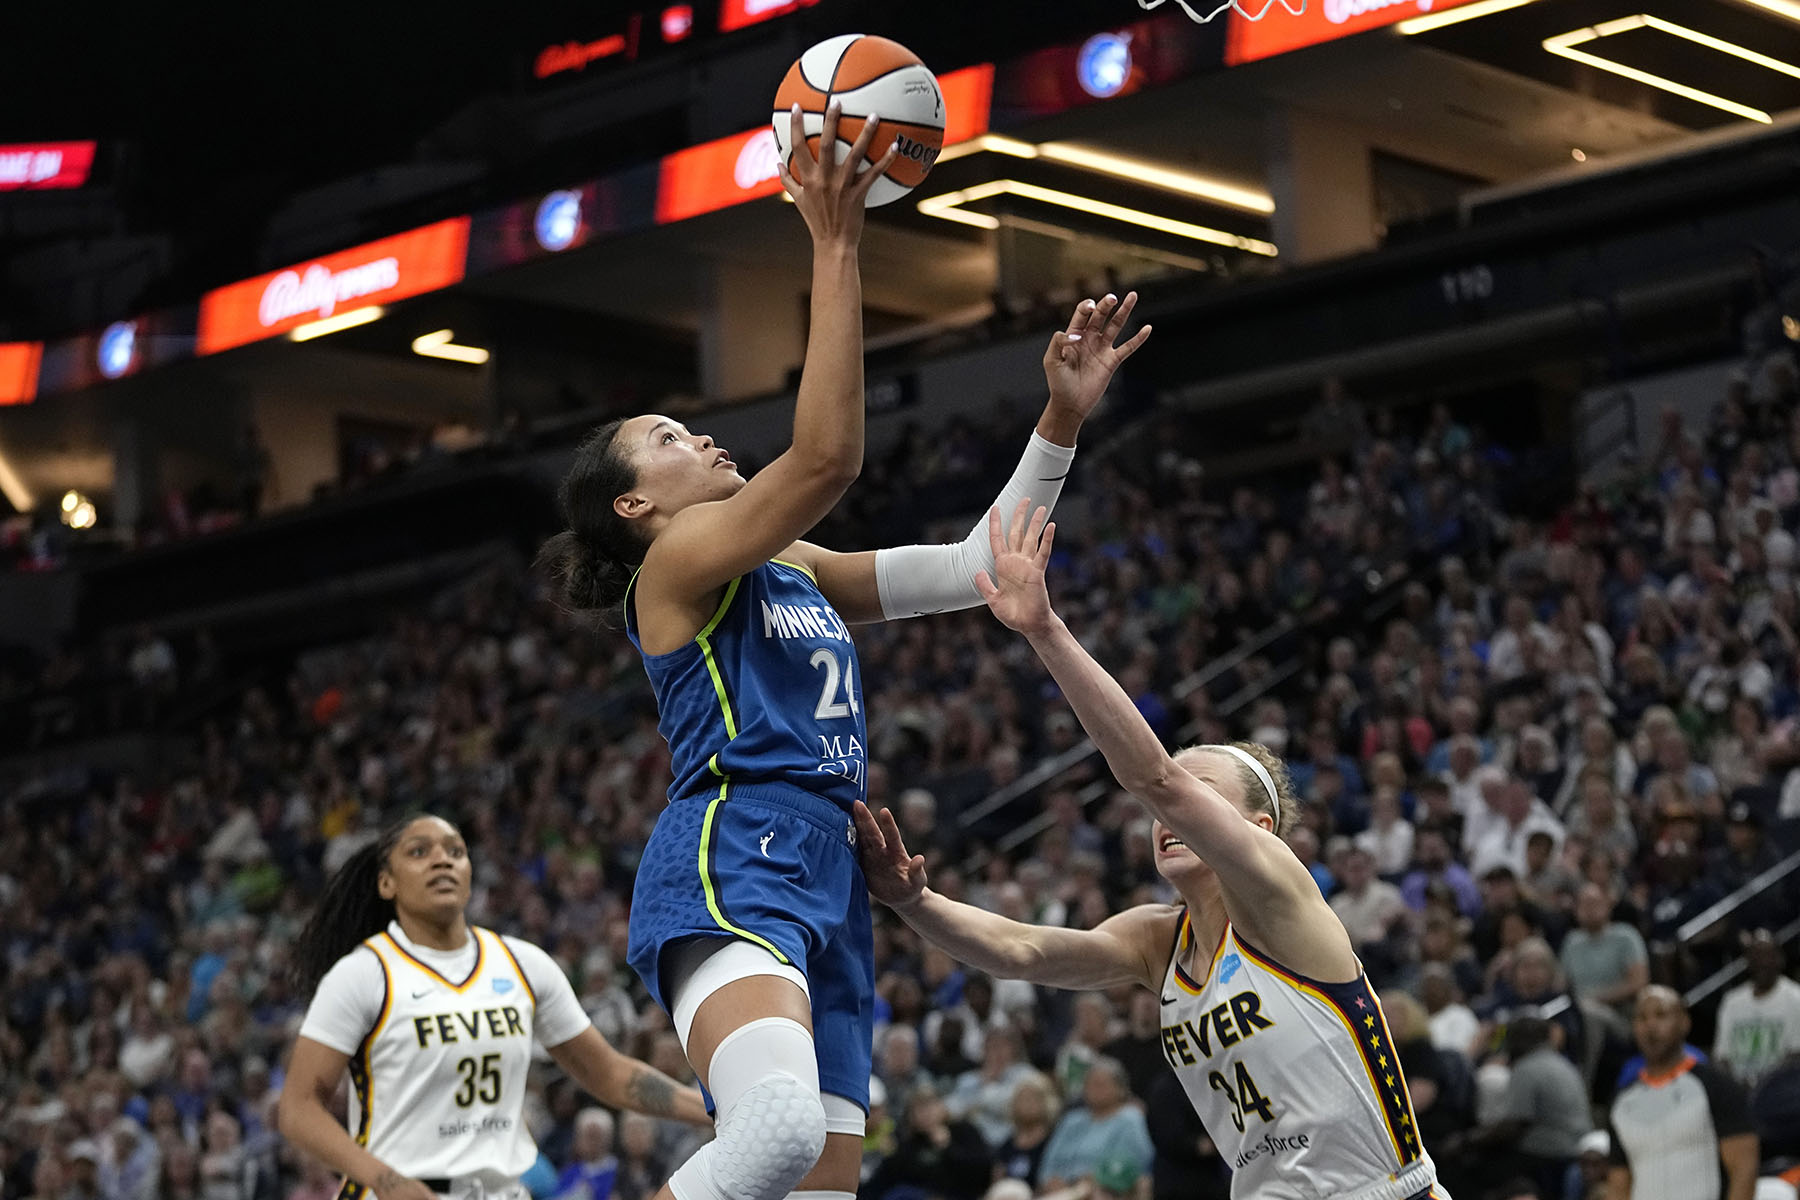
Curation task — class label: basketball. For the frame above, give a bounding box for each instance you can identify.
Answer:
[771,34,945,208]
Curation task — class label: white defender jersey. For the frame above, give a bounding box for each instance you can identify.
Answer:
[1157,912,1446,1200]
[342,927,543,1196]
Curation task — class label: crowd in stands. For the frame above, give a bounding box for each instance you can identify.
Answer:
[5,337,1800,1200]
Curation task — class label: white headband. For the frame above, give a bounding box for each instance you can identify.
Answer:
[1212,745,1282,836]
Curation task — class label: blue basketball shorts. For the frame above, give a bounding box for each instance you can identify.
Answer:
[627,782,874,1111]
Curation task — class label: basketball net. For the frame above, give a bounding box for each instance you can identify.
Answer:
[1138,0,1306,22]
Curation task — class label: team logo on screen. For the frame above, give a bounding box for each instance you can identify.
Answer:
[535,191,583,252]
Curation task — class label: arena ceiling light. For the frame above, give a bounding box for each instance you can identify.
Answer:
[411,329,491,364]
[934,134,1273,214]
[1396,0,1542,35]
[289,305,386,342]
[1543,16,1785,123]
[1735,0,1800,24]
[0,442,32,512]
[917,180,1279,255]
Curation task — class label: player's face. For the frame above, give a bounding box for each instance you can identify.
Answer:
[380,816,472,919]
[1151,750,1273,888]
[616,414,744,523]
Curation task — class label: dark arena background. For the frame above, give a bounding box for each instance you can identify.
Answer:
[3,2,1800,1199]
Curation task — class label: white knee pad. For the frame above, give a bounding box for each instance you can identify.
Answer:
[670,1018,827,1200]
[668,938,810,1045]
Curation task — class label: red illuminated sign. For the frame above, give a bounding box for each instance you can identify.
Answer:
[536,33,631,78]
[1225,0,1483,63]
[0,343,42,405]
[654,64,994,225]
[718,0,823,33]
[197,218,470,355]
[0,141,97,191]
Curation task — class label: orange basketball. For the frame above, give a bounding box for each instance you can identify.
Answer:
[771,34,945,207]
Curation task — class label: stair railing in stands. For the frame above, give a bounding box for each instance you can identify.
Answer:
[954,615,1298,837]
[1685,916,1800,1009]
[1675,848,1800,945]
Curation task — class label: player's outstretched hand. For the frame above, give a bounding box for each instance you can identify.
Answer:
[778,101,899,249]
[854,801,928,910]
[1043,291,1152,420]
[974,500,1057,637]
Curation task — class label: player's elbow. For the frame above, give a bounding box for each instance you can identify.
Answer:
[806,454,862,492]
[1127,758,1185,812]
[274,1089,306,1141]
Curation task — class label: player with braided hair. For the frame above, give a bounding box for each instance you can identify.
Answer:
[280,814,708,1200]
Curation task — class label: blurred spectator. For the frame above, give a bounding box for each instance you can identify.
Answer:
[992,1072,1059,1189]
[99,1118,159,1200]
[1053,995,1118,1099]
[944,1025,1032,1148]
[1400,824,1482,918]
[877,1025,935,1121]
[1383,991,1473,1153]
[1087,1154,1150,1200]
[1420,964,1481,1062]
[1038,1059,1153,1192]
[610,1114,662,1200]
[1559,882,1650,1014]
[1328,845,1410,983]
[1142,1070,1229,1200]
[1103,992,1167,1107]
[1713,931,1800,1086]
[1443,1017,1590,1198]
[1468,777,1565,881]
[1479,937,1587,1068]
[554,1109,618,1200]
[864,1083,991,1200]
[1354,786,1414,876]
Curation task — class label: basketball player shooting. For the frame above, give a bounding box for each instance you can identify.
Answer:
[854,501,1449,1200]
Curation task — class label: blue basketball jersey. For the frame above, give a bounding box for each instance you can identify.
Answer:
[626,558,868,814]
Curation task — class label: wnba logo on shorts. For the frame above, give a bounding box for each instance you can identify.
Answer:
[893,135,940,171]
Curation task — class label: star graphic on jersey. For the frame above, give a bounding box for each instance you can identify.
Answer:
[1385,1075,1395,1087]
[1354,997,1366,1009]
[1377,1054,1388,1069]
[1364,1015,1376,1028]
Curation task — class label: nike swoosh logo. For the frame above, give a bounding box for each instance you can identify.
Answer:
[412,989,432,999]
[1161,994,1178,1005]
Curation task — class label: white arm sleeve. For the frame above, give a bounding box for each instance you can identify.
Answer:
[874,431,1077,620]
[505,937,594,1048]
[297,948,387,1056]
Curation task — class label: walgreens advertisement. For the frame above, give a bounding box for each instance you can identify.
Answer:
[196,218,470,355]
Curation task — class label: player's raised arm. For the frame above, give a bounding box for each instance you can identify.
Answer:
[976,502,1343,956]
[643,103,898,599]
[853,801,1170,991]
[794,292,1152,623]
